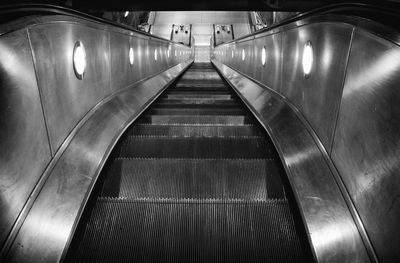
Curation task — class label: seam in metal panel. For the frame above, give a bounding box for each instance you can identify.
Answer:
[26,27,54,156]
[328,27,380,263]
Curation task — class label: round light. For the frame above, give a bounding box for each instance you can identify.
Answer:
[124,11,129,18]
[242,49,245,61]
[73,41,86,80]
[261,46,266,66]
[154,49,158,61]
[175,50,177,57]
[167,47,171,58]
[302,41,313,77]
[129,47,134,65]
[232,50,234,58]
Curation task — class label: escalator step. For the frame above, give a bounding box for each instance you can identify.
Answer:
[156,99,239,106]
[176,83,226,88]
[101,158,284,199]
[150,108,245,115]
[130,124,262,137]
[165,94,232,100]
[118,136,273,158]
[139,115,252,125]
[68,198,305,263]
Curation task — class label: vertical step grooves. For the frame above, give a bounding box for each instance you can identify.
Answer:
[65,62,313,263]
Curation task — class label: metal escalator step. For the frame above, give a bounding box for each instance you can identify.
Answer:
[166,94,232,100]
[68,198,306,263]
[150,108,245,115]
[130,124,262,137]
[139,115,252,125]
[118,136,273,159]
[156,99,239,106]
[152,103,241,109]
[176,83,226,88]
[101,158,284,199]
[171,87,229,92]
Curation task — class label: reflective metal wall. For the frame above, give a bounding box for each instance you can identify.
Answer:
[0,14,193,261]
[213,14,400,262]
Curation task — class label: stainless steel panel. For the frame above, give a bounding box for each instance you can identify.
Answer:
[213,60,371,263]
[281,23,353,151]
[110,32,141,91]
[0,29,51,247]
[29,23,112,152]
[255,33,282,93]
[6,61,192,263]
[332,29,400,262]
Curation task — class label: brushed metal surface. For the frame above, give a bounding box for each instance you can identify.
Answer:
[29,22,112,153]
[213,60,371,263]
[0,13,193,261]
[0,29,51,248]
[6,61,192,263]
[332,29,400,262]
[281,23,353,151]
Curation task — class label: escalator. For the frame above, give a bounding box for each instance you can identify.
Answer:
[64,62,314,263]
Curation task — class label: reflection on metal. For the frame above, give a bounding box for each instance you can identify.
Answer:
[302,41,313,78]
[210,13,400,262]
[73,41,86,79]
[6,61,192,263]
[129,47,134,65]
[242,48,245,61]
[212,60,371,263]
[261,46,266,66]
[0,14,193,262]
[154,48,158,61]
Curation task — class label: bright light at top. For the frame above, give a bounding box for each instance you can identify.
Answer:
[124,11,129,17]
[302,41,313,77]
[73,41,86,79]
[261,47,266,66]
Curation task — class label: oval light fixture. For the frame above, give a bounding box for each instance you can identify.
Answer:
[261,46,266,66]
[242,49,245,61]
[167,48,170,58]
[73,41,86,80]
[154,49,158,61]
[124,11,129,17]
[302,41,313,78]
[232,50,234,58]
[129,47,134,65]
[175,50,177,57]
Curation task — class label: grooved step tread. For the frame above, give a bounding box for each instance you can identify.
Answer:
[118,136,273,159]
[157,99,239,105]
[101,158,284,199]
[166,94,232,100]
[130,124,262,137]
[150,108,245,115]
[139,115,253,125]
[67,199,306,263]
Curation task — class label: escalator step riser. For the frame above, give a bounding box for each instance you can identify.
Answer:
[139,115,252,125]
[118,137,273,159]
[166,94,232,99]
[176,83,226,88]
[130,124,262,137]
[152,104,241,109]
[170,87,229,92]
[156,100,239,106]
[150,108,245,115]
[101,158,284,199]
[69,199,305,263]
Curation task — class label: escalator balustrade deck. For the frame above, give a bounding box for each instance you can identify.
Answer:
[65,62,312,263]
